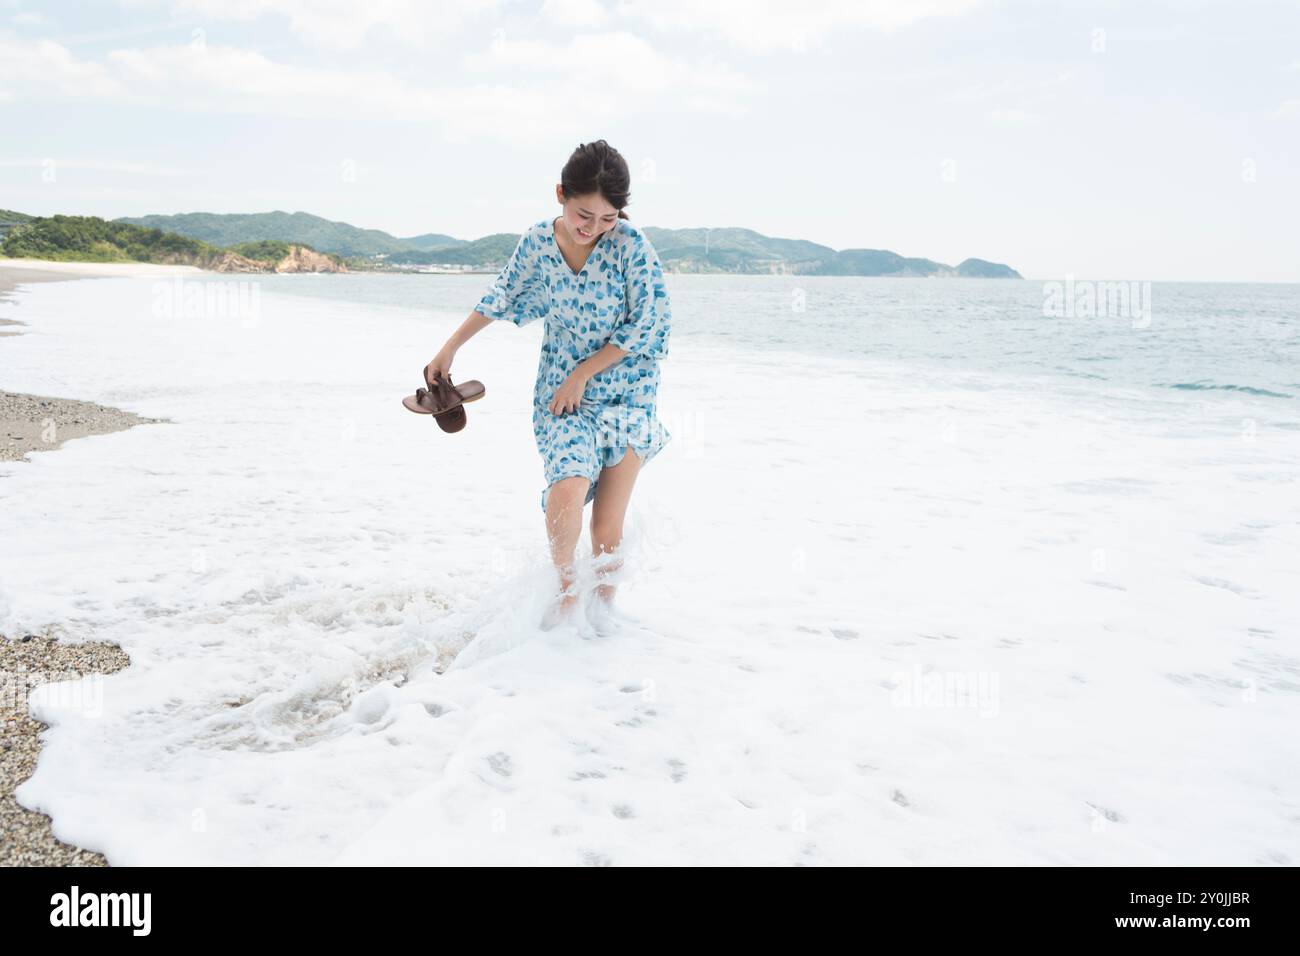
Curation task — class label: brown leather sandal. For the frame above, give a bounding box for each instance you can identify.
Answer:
[403,365,485,433]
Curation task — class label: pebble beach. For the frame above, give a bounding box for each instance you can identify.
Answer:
[1,260,189,866]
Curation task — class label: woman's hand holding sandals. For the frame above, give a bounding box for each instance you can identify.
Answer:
[426,346,456,383]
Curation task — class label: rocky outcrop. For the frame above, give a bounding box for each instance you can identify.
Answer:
[195,245,347,274]
[274,245,346,273]
[207,251,267,273]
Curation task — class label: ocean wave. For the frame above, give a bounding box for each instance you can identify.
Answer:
[1160,381,1292,399]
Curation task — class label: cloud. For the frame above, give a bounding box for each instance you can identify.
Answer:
[124,0,982,56]
[465,29,753,101]
[0,33,127,98]
[126,0,981,54]
[0,29,752,143]
[127,0,498,50]
[614,0,984,53]
[1276,60,1299,115]
[0,157,194,176]
[947,68,1075,123]
[945,80,1012,105]
[987,107,1037,124]
[540,0,613,28]
[104,42,561,136]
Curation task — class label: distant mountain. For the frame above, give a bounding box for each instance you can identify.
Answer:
[115,211,414,258]
[399,232,465,251]
[385,224,1020,277]
[384,233,520,266]
[2,215,346,272]
[109,210,1020,277]
[955,258,1020,278]
[639,226,1021,277]
[819,248,947,277]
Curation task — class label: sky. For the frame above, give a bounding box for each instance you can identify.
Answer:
[1,0,1297,281]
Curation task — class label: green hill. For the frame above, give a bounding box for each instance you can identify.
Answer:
[956,258,1020,278]
[636,227,1019,277]
[1,215,345,272]
[227,240,298,263]
[384,233,521,266]
[115,210,413,258]
[821,249,946,277]
[107,209,1020,277]
[0,208,34,241]
[2,214,220,264]
[388,224,1021,278]
[398,232,465,251]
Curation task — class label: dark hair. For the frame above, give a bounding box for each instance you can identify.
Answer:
[560,140,631,219]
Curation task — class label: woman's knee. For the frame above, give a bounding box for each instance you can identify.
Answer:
[547,475,590,511]
[590,515,626,549]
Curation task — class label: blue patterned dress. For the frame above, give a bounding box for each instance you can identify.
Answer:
[473,216,672,513]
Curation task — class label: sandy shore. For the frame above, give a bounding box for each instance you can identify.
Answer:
[0,259,194,866]
[0,260,184,462]
[0,390,168,463]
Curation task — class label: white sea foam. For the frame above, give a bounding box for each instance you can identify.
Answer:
[2,275,1297,865]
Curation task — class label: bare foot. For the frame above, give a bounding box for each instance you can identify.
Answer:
[539,590,580,631]
[585,592,626,636]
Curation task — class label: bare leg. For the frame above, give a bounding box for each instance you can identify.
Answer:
[589,446,643,606]
[542,475,590,627]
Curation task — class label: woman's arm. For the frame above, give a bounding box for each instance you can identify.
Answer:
[608,228,671,360]
[450,310,495,349]
[429,224,548,377]
[427,310,494,380]
[576,341,630,379]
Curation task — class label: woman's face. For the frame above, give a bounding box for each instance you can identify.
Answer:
[557,191,620,246]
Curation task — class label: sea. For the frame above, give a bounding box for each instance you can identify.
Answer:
[1,271,1296,865]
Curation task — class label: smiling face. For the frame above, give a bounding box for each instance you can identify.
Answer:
[554,186,620,246]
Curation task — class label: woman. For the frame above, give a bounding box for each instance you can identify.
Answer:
[426,140,672,631]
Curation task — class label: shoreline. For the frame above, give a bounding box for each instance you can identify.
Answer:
[1,630,130,865]
[0,259,184,866]
[0,260,181,463]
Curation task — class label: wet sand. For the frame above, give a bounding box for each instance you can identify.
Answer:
[0,260,185,462]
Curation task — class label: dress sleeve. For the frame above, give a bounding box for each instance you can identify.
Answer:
[609,230,671,360]
[474,226,547,327]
